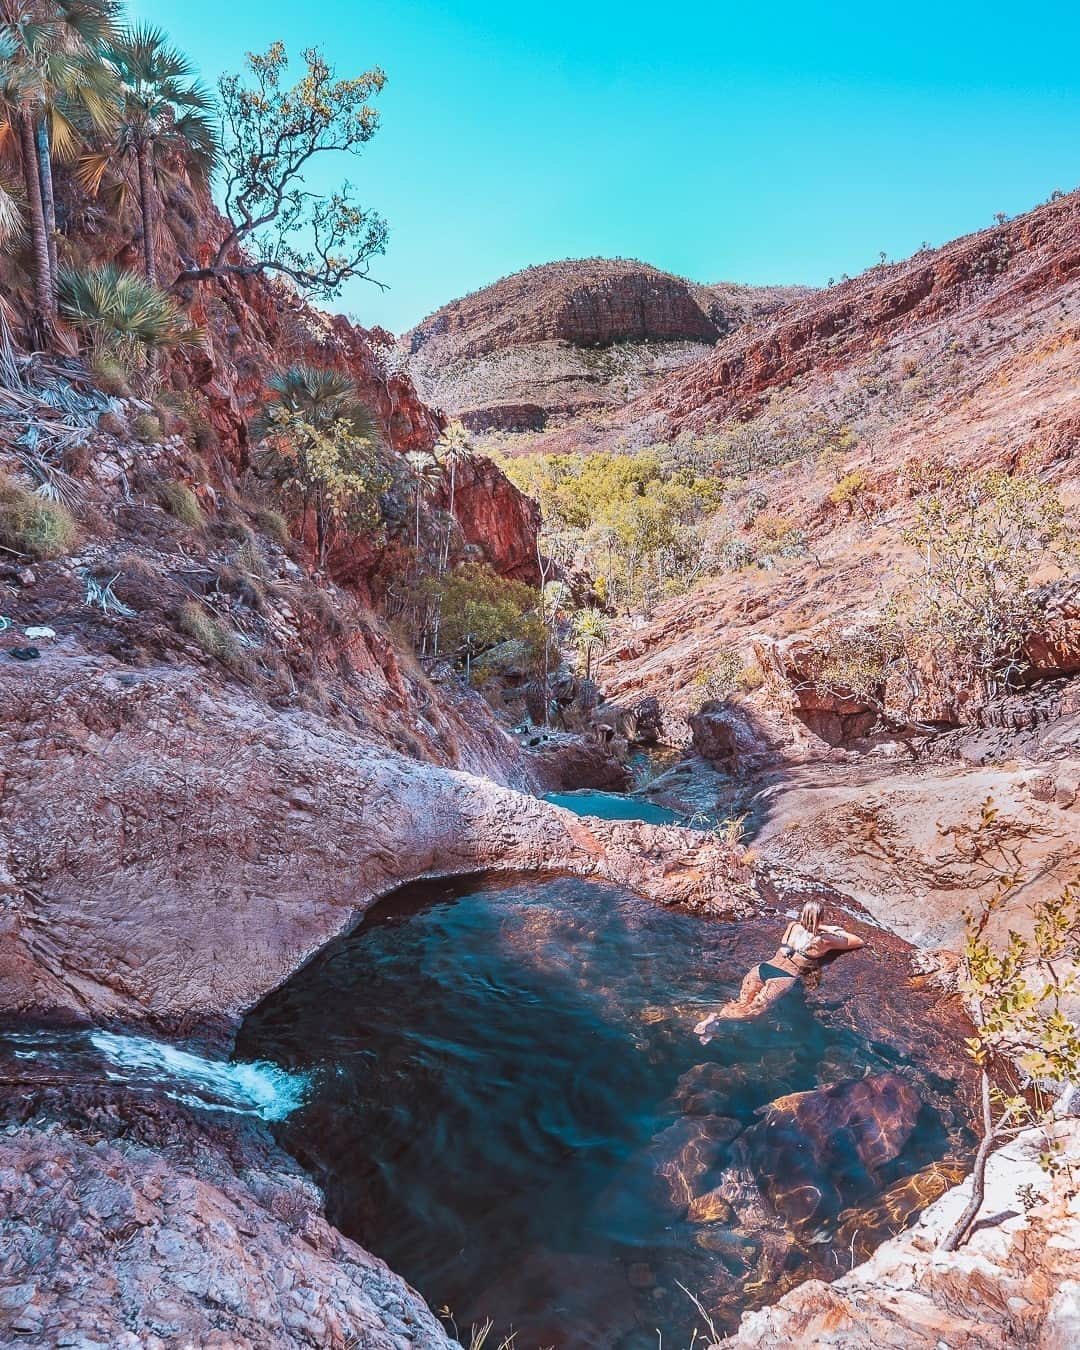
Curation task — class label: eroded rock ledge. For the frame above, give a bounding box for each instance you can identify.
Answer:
[0,1086,456,1349]
[0,649,751,1031]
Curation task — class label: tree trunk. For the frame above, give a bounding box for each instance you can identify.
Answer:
[442,462,456,574]
[35,117,58,293]
[136,139,159,286]
[19,113,54,343]
[941,1069,996,1251]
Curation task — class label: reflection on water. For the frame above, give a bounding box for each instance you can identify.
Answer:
[236,874,975,1349]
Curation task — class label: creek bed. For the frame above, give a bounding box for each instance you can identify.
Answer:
[236,873,977,1349]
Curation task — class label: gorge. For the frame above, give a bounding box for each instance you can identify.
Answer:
[2,12,1080,1348]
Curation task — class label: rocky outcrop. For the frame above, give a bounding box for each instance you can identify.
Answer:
[440,453,542,584]
[0,646,752,1030]
[0,1088,455,1349]
[752,634,881,745]
[402,259,807,426]
[717,1119,1080,1349]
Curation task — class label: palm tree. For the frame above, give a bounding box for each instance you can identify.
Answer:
[57,262,204,366]
[79,24,216,285]
[405,450,442,553]
[433,419,473,572]
[0,0,119,330]
[572,606,611,682]
[251,365,375,439]
[251,365,381,569]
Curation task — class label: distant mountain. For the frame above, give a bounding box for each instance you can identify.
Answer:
[401,258,810,431]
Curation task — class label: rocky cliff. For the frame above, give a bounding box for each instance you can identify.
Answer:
[402,258,808,430]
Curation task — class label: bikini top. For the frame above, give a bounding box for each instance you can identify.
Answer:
[778,923,821,966]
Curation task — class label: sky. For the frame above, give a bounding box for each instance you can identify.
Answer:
[145,0,1080,336]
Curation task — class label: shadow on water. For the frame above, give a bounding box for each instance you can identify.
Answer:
[236,872,977,1350]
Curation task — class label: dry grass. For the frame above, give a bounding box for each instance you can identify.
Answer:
[0,474,78,559]
[157,479,206,529]
[176,600,244,671]
[131,412,163,443]
[253,505,290,546]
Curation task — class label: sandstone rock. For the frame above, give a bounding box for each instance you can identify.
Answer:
[523,727,631,792]
[0,1095,455,1350]
[403,258,806,426]
[0,649,751,1028]
[689,699,769,768]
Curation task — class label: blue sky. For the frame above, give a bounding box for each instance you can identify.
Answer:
[145,0,1080,335]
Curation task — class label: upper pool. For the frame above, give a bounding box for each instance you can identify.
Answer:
[236,873,976,1348]
[543,789,683,825]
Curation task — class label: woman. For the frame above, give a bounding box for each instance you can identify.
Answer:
[694,901,865,1040]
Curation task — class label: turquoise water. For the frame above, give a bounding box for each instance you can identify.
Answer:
[237,873,974,1349]
[544,789,682,825]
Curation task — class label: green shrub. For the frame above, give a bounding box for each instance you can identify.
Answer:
[177,600,241,666]
[157,479,206,528]
[57,264,204,365]
[0,475,78,559]
[132,413,163,443]
[691,649,761,705]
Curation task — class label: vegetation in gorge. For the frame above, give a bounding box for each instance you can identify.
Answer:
[495,447,725,612]
[0,471,77,556]
[57,263,203,372]
[804,469,1075,733]
[76,23,217,285]
[172,41,387,296]
[251,365,389,570]
[413,562,543,680]
[0,0,120,336]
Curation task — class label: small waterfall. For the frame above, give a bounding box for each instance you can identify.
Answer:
[90,1031,310,1120]
[2,1028,309,1121]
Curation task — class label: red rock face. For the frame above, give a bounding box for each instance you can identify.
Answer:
[402,258,809,425]
[445,454,543,584]
[644,189,1080,432]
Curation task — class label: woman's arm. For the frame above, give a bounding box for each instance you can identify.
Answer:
[819,925,866,952]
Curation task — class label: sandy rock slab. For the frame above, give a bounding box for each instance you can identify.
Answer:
[0,1090,458,1350]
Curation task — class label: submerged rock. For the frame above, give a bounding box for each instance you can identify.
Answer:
[736,1072,922,1229]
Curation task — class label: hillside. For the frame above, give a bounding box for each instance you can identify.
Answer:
[402,258,808,430]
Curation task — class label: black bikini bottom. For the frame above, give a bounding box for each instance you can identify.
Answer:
[758,961,798,982]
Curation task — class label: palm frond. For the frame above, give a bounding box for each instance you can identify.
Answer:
[45,102,80,161]
[0,170,25,247]
[73,147,109,194]
[57,263,204,353]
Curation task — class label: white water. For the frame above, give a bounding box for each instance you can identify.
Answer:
[2,1028,309,1121]
[89,1031,309,1120]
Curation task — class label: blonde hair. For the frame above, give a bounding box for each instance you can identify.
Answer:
[799,901,823,934]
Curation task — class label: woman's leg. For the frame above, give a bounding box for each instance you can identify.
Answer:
[747,973,798,1014]
[697,965,771,1035]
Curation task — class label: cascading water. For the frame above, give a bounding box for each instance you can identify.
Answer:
[1,1028,308,1122]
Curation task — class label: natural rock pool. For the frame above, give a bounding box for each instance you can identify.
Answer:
[237,874,978,1348]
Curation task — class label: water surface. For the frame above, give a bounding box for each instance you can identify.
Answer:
[237,874,975,1348]
[543,789,683,825]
